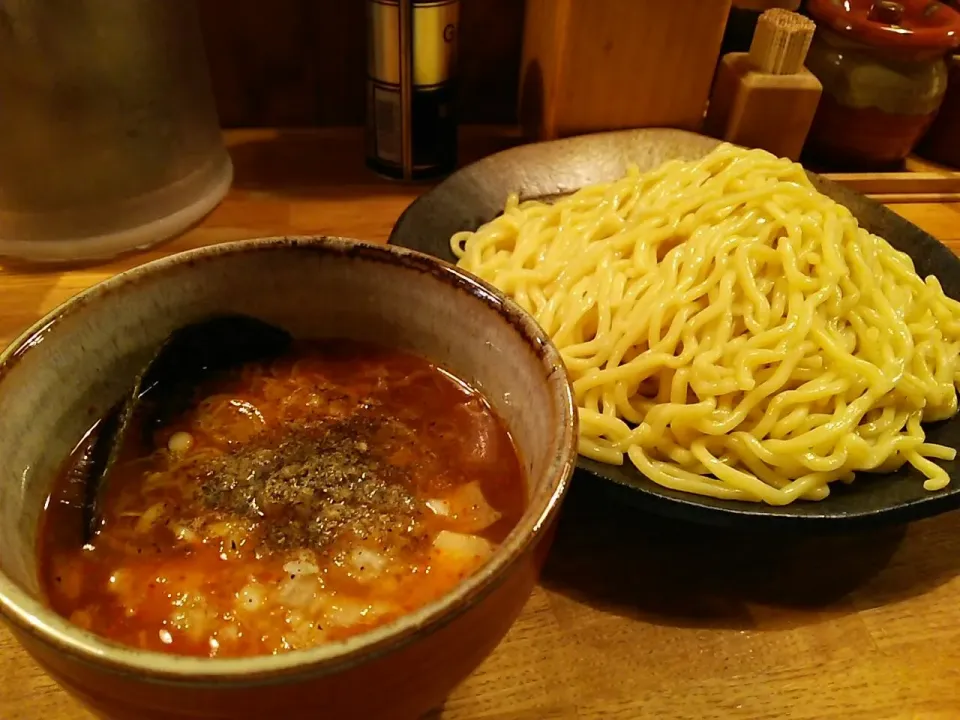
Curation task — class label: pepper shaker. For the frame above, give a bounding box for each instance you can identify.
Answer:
[365,0,460,181]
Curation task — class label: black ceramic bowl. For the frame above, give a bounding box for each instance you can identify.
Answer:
[389,128,960,531]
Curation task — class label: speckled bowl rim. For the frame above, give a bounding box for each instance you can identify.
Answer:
[0,235,578,684]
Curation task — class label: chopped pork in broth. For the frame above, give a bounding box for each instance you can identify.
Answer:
[39,341,526,657]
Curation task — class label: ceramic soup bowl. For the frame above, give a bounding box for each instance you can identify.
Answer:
[0,237,577,720]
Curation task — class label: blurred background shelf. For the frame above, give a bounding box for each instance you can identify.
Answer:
[229,125,960,204]
[192,0,960,204]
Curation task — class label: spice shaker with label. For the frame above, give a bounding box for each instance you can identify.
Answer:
[365,0,460,181]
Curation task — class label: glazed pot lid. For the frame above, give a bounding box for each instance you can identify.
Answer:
[807,0,960,52]
[732,0,801,9]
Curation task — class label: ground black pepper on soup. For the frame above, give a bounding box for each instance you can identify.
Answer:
[38,341,526,658]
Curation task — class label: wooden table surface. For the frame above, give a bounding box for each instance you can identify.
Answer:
[3,129,960,720]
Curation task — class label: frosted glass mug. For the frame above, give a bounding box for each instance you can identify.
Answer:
[0,0,233,262]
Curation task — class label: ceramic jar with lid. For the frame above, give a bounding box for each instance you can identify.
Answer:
[804,0,960,169]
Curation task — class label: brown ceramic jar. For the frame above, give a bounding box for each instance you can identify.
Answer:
[805,0,960,169]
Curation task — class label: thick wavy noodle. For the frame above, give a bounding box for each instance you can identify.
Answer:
[452,144,960,505]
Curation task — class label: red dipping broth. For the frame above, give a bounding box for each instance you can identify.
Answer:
[38,341,526,658]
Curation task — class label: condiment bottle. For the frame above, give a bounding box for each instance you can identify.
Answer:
[804,0,960,169]
[705,9,822,160]
[365,0,460,181]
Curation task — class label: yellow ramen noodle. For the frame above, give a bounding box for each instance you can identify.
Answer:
[452,144,960,505]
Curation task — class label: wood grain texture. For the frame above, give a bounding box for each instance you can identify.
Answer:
[705,54,822,162]
[3,129,960,720]
[820,159,960,200]
[197,0,524,128]
[519,0,732,140]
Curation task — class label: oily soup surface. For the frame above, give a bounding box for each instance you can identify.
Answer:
[39,341,525,657]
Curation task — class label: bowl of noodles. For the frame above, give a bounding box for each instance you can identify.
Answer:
[389,128,960,530]
[0,237,578,720]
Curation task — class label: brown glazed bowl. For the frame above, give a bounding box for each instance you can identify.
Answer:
[0,237,578,720]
